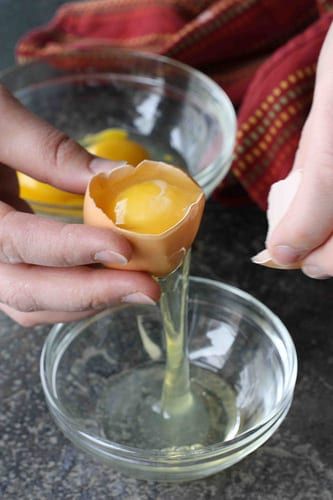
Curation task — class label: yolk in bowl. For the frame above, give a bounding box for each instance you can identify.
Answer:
[86,129,148,165]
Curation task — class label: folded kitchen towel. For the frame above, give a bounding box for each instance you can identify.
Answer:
[16,0,333,208]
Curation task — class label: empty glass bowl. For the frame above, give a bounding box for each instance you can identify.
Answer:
[41,278,297,482]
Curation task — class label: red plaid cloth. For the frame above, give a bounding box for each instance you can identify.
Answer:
[16,0,333,208]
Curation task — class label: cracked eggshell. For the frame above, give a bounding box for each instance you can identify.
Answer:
[252,169,303,270]
[83,160,205,276]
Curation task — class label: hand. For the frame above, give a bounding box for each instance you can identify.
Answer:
[0,85,160,326]
[265,23,333,279]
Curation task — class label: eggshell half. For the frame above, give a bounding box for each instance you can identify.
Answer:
[252,169,303,270]
[84,160,205,276]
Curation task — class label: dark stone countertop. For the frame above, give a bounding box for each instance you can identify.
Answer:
[0,201,332,499]
[0,1,332,498]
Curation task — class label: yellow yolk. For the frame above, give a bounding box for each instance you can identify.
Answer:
[17,173,83,205]
[87,135,148,165]
[107,180,194,234]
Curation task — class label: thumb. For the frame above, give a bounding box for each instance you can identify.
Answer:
[0,84,122,193]
[267,109,333,265]
[266,23,333,266]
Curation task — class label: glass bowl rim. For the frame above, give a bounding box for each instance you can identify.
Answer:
[40,276,298,464]
[0,49,237,195]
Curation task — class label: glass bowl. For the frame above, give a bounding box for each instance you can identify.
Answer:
[41,277,297,482]
[0,50,236,220]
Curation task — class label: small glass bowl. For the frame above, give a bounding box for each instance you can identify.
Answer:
[41,277,297,482]
[0,50,236,220]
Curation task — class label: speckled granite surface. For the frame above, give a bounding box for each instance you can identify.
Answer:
[0,202,333,499]
[0,2,333,498]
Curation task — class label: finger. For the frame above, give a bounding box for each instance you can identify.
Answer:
[301,236,333,279]
[0,303,97,327]
[0,85,122,194]
[0,202,132,266]
[0,263,160,312]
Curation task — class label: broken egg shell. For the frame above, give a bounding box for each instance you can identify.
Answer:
[251,249,301,270]
[252,169,303,270]
[83,160,205,277]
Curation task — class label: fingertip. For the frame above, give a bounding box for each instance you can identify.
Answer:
[95,235,133,265]
[268,244,305,266]
[302,265,331,280]
[151,280,161,302]
[137,272,161,302]
[81,225,133,266]
[99,268,161,304]
[89,157,127,175]
[94,250,129,266]
[115,235,133,262]
[121,292,157,305]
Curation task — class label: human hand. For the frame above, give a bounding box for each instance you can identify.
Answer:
[0,85,160,326]
[254,23,333,279]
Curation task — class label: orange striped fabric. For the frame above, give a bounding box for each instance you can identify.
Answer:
[16,0,333,208]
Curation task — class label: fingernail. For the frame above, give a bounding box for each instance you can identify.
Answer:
[94,250,128,265]
[121,293,156,305]
[302,265,330,280]
[271,245,304,265]
[89,158,126,174]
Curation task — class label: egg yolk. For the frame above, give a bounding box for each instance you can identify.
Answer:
[87,135,148,165]
[17,172,83,205]
[107,180,194,234]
